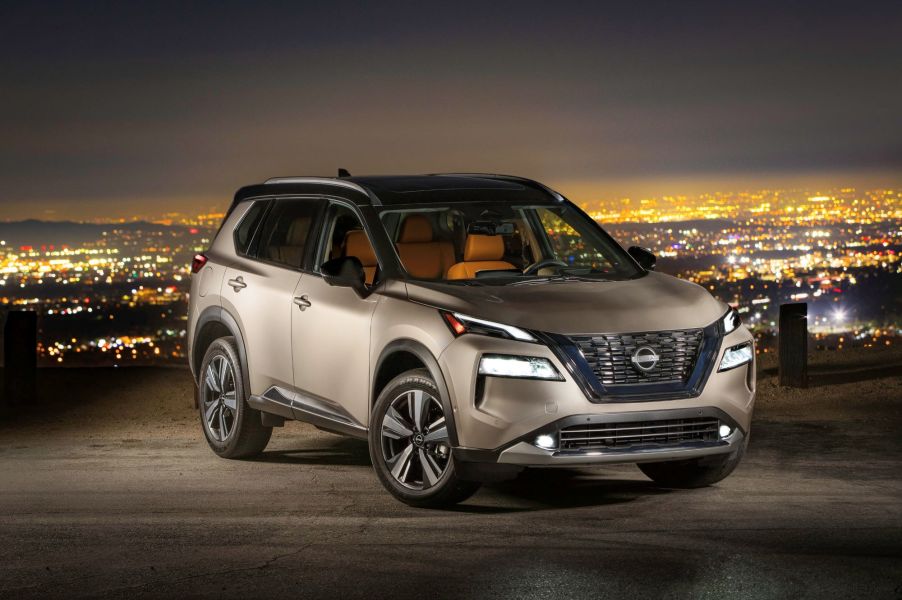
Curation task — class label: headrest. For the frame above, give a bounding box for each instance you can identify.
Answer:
[464,234,505,262]
[285,217,310,246]
[398,215,433,243]
[343,230,377,266]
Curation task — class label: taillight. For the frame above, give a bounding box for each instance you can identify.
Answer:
[191,253,208,274]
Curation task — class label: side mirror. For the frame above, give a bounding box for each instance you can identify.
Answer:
[628,246,656,271]
[321,256,368,296]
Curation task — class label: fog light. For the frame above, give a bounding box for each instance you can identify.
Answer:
[719,425,732,438]
[535,434,556,449]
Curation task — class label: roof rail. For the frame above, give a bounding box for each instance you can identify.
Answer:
[431,173,565,202]
[263,176,380,205]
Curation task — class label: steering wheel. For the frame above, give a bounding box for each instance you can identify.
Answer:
[523,259,569,276]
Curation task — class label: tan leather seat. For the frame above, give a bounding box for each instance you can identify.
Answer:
[446,234,516,280]
[269,216,311,267]
[343,230,378,284]
[395,215,455,279]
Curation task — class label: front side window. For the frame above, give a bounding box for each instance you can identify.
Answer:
[315,203,379,285]
[379,202,641,283]
[254,198,323,269]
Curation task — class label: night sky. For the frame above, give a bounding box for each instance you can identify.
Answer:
[2,1,901,220]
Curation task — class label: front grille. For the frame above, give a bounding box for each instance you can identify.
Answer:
[559,417,720,451]
[570,329,704,385]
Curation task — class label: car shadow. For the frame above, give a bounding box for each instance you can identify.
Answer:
[251,437,373,467]
[250,439,670,512]
[439,478,665,514]
[475,468,668,510]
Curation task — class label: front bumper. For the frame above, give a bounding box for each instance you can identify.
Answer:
[454,406,744,467]
[500,413,743,467]
[439,326,755,468]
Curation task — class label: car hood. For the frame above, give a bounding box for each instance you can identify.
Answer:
[403,272,725,335]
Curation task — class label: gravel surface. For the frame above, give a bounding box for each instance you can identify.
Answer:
[1,348,900,599]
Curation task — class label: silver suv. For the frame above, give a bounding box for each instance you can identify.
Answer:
[188,173,755,506]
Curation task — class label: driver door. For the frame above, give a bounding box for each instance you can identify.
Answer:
[290,202,380,430]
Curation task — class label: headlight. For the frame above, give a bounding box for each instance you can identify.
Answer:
[478,354,563,380]
[719,342,753,371]
[442,311,537,342]
[721,306,741,334]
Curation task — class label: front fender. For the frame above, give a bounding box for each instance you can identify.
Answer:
[373,338,460,447]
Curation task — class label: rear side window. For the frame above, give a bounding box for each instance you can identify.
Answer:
[255,199,323,269]
[233,201,267,256]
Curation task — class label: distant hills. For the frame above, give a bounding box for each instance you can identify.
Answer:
[0,220,193,248]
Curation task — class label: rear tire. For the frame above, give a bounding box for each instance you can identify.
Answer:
[198,337,272,459]
[369,368,480,507]
[638,435,748,488]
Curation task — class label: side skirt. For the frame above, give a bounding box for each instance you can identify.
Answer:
[248,386,369,440]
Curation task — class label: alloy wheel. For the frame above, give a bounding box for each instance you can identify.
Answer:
[380,389,450,490]
[203,355,237,442]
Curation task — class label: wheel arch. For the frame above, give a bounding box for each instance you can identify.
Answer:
[373,339,459,447]
[192,306,252,404]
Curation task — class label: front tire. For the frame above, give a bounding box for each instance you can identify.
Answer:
[198,337,272,459]
[638,435,748,488]
[369,369,480,507]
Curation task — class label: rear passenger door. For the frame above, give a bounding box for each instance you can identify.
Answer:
[222,197,324,397]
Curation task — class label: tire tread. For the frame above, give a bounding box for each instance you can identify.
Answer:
[199,336,272,459]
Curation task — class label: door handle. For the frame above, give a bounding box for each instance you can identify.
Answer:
[293,295,312,311]
[227,276,247,292]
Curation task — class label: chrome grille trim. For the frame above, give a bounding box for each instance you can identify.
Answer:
[569,329,704,385]
[559,417,720,451]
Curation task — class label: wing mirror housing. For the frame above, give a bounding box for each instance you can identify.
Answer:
[321,256,368,297]
[628,246,656,271]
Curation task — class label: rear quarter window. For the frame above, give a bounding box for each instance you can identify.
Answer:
[233,201,267,256]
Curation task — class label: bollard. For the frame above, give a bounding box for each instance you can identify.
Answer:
[3,310,38,405]
[778,303,808,388]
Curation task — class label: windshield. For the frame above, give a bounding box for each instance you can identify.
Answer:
[379,202,643,284]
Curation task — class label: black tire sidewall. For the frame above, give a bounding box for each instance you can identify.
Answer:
[198,337,257,457]
[368,369,476,506]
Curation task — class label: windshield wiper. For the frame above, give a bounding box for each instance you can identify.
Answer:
[507,274,608,286]
[507,277,557,286]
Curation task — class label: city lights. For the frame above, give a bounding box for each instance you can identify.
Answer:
[1,187,898,365]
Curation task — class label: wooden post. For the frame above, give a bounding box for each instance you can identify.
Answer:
[3,310,38,405]
[779,303,808,388]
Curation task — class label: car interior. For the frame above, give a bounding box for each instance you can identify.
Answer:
[394,215,456,279]
[386,209,535,281]
[323,204,622,285]
[324,206,379,284]
[326,208,542,283]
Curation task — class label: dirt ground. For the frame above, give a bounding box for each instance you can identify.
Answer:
[1,347,901,599]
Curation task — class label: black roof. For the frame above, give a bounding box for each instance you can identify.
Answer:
[348,174,524,193]
[233,173,562,208]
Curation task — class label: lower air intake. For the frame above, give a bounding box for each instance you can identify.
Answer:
[559,417,720,451]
